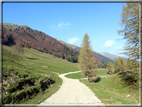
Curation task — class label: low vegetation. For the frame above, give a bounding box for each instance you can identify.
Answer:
[2,45,79,104]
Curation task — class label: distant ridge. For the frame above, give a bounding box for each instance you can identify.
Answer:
[54,38,80,51]
[98,52,128,61]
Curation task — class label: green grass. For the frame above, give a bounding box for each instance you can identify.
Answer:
[2,45,79,104]
[3,45,79,74]
[65,72,86,79]
[96,69,108,76]
[80,74,139,104]
[65,68,108,79]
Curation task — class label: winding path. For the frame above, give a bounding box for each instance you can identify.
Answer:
[38,71,103,105]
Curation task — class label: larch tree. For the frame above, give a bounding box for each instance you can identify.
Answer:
[114,57,127,73]
[118,1,141,84]
[78,33,98,81]
[118,1,140,60]
[107,61,114,75]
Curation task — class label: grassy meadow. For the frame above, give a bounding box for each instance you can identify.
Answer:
[2,45,79,104]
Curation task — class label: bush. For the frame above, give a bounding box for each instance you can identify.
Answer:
[118,70,139,89]
[88,76,100,83]
[3,93,12,104]
[107,70,113,75]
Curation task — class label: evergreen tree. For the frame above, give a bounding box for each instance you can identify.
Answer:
[70,57,74,63]
[78,33,97,81]
[74,57,77,63]
[61,54,65,59]
[14,39,24,54]
[67,57,70,62]
[114,57,127,73]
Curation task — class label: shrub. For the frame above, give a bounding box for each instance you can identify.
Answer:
[3,93,12,104]
[118,70,139,89]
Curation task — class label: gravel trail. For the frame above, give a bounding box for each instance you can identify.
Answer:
[39,71,103,105]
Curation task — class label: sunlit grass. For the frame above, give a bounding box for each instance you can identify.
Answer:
[80,74,139,104]
[65,68,108,79]
[65,67,139,104]
[2,45,79,104]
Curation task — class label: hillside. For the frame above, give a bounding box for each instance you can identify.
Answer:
[2,23,114,65]
[80,72,139,104]
[2,45,79,104]
[2,23,79,63]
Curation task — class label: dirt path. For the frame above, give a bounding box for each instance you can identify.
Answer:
[38,71,103,105]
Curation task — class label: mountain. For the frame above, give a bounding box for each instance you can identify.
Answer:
[55,38,114,64]
[2,23,114,65]
[2,23,79,63]
[99,52,128,61]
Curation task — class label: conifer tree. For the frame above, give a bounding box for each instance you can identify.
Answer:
[118,1,140,60]
[78,33,97,81]
[118,1,140,86]
[114,57,127,73]
[107,61,114,75]
[14,39,24,54]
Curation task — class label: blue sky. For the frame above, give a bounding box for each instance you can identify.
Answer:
[3,2,127,57]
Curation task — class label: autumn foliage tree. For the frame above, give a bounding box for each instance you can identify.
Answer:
[78,33,98,81]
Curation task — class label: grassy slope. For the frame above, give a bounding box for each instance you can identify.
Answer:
[3,45,79,74]
[65,69,139,104]
[2,45,79,104]
[2,23,28,30]
[81,74,139,104]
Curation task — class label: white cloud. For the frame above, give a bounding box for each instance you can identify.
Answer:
[51,22,71,30]
[104,40,114,48]
[67,37,79,44]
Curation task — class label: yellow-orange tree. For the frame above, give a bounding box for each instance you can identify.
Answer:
[118,2,140,60]
[78,33,97,81]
